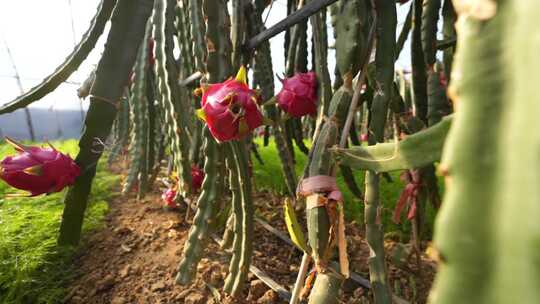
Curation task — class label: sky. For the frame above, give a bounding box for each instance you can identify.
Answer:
[0,0,412,111]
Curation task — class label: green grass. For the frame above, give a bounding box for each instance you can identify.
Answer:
[0,140,119,304]
[252,138,443,240]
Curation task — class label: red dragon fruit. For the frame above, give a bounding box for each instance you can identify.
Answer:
[197,66,263,142]
[276,71,318,118]
[0,137,80,196]
[148,38,155,67]
[360,133,369,142]
[162,188,177,208]
[191,165,204,192]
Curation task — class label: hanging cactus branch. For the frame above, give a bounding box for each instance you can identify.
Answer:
[0,0,117,114]
[333,115,452,173]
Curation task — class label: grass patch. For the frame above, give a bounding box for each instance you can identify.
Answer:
[0,140,119,304]
[252,138,443,240]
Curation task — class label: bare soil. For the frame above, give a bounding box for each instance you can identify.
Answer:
[64,185,436,304]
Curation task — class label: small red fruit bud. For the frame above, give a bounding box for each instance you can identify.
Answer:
[191,165,204,192]
[162,188,177,208]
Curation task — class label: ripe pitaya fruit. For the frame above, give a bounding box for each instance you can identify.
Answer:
[198,66,263,142]
[276,71,318,118]
[0,137,80,196]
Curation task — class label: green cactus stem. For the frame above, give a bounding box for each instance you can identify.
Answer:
[204,0,232,83]
[189,0,207,72]
[340,165,363,199]
[396,4,413,60]
[153,0,192,194]
[308,271,342,304]
[427,68,451,126]
[231,0,246,68]
[309,0,332,127]
[411,0,428,123]
[165,0,193,136]
[292,118,310,155]
[421,0,441,67]
[229,140,254,296]
[251,0,297,197]
[334,0,369,79]
[189,122,204,166]
[430,2,540,303]
[363,1,396,303]
[58,0,154,246]
[123,23,151,197]
[0,0,117,114]
[333,115,451,172]
[294,21,309,73]
[441,0,456,81]
[223,145,243,294]
[108,97,130,166]
[176,127,219,285]
[144,70,157,190]
[221,211,235,250]
[302,85,353,304]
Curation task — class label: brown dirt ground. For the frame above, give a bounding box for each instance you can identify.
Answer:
[64,183,436,304]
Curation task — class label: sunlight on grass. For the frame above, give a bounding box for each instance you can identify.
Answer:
[0,140,119,304]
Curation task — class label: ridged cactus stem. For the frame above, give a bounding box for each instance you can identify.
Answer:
[203,0,232,83]
[176,127,219,285]
[230,140,254,296]
[411,0,428,123]
[223,143,243,294]
[58,0,154,246]
[421,0,441,67]
[176,1,195,81]
[165,0,193,136]
[430,2,540,302]
[108,98,130,166]
[145,71,157,190]
[189,0,207,72]
[292,118,309,155]
[285,0,300,77]
[396,4,413,60]
[122,25,150,196]
[309,0,332,134]
[231,0,246,68]
[363,1,396,303]
[441,0,456,81]
[153,0,192,194]
[304,85,353,304]
[221,211,235,250]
